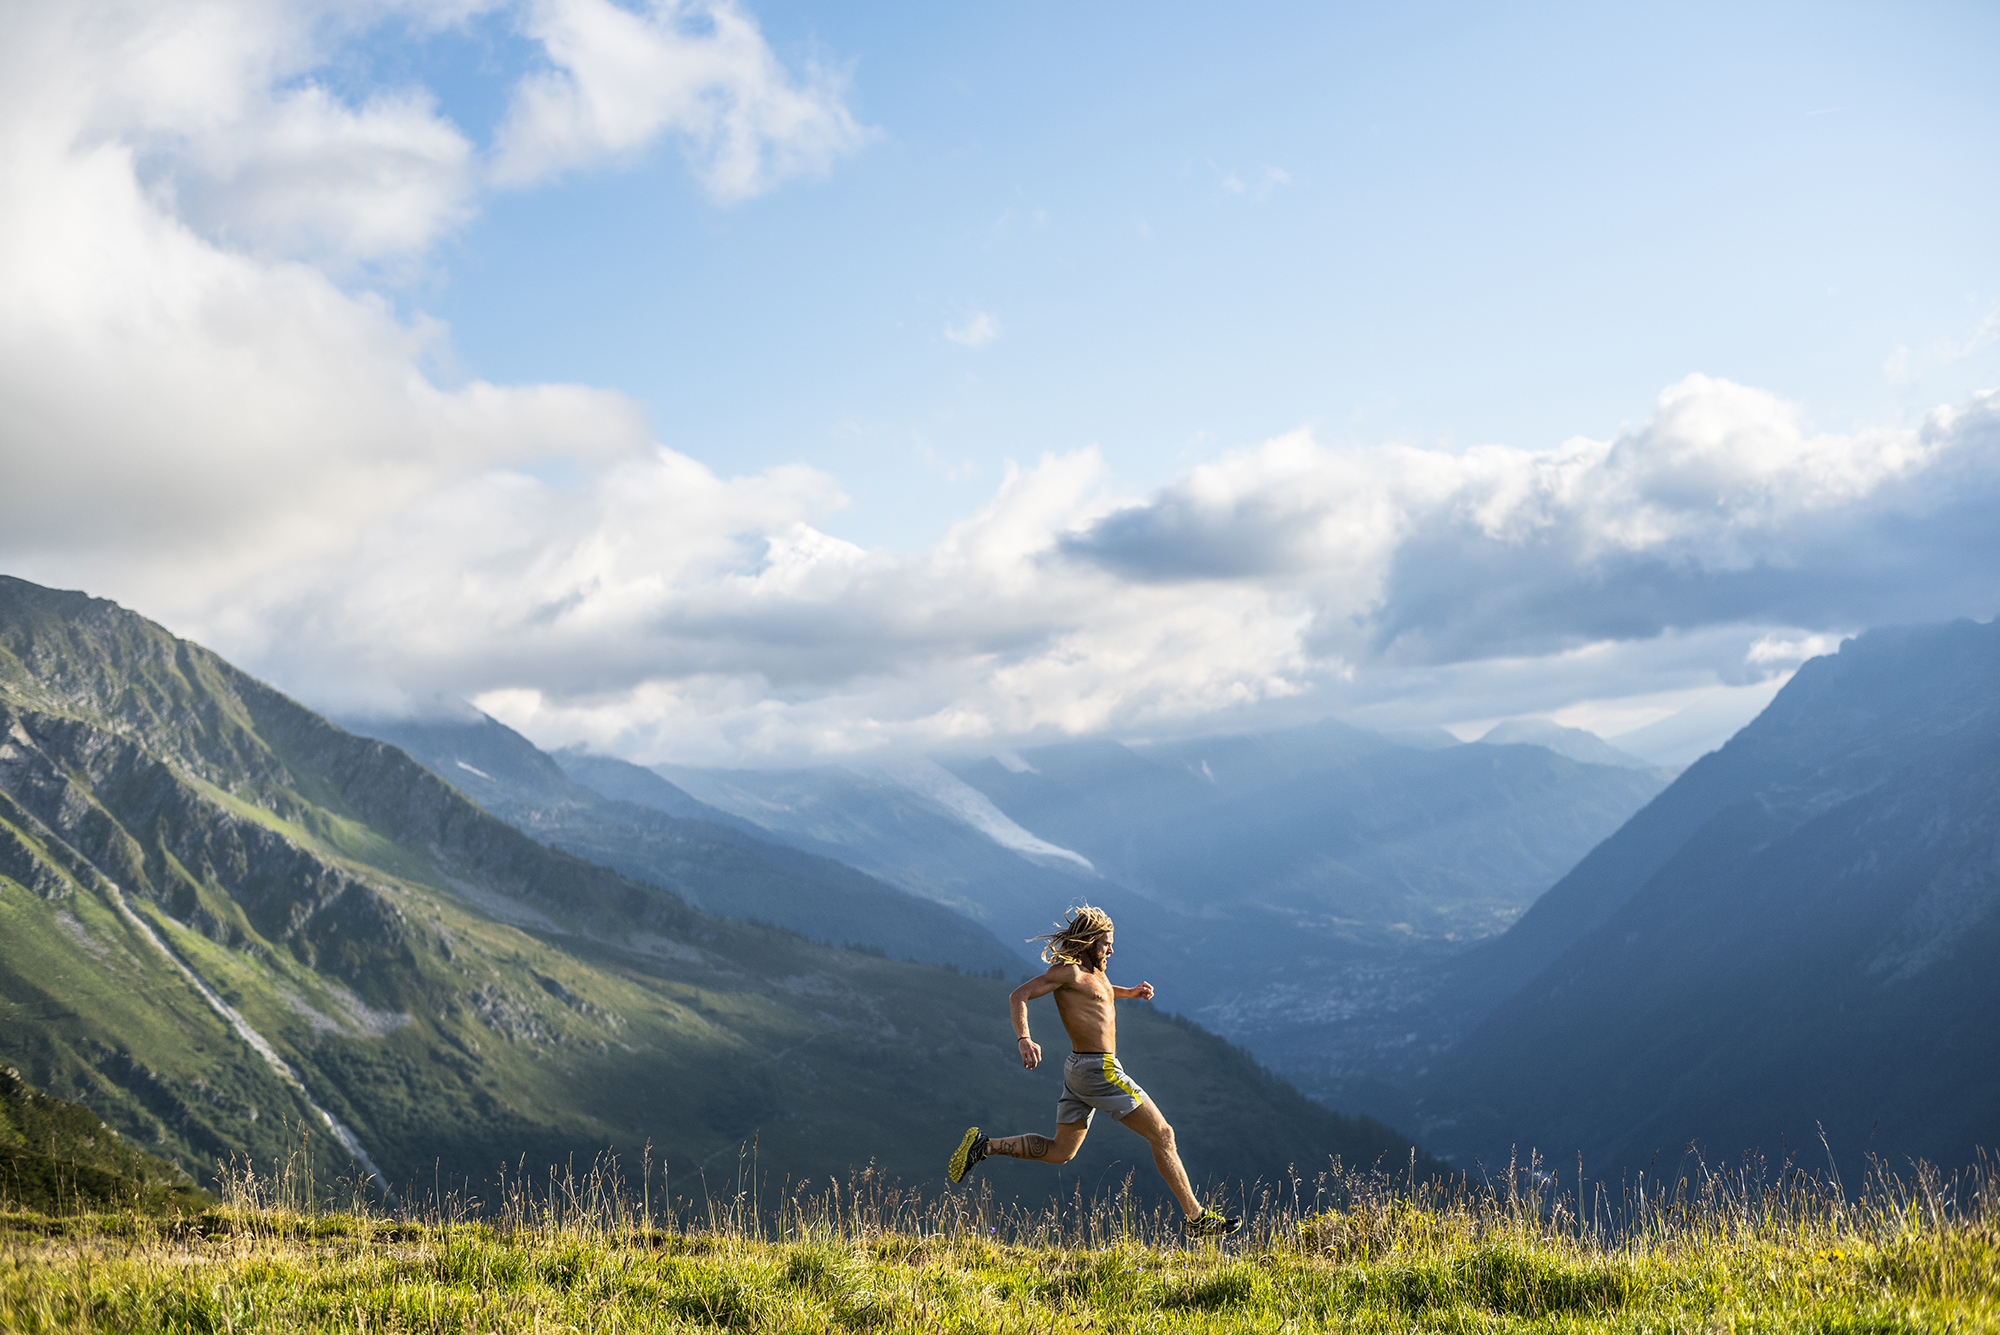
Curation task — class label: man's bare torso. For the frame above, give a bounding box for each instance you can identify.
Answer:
[1049,963,1118,1052]
[1008,928,1152,1069]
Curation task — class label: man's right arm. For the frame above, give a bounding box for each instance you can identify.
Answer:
[1009,970,1061,1069]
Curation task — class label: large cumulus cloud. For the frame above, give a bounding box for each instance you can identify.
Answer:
[2,1,1995,766]
[490,0,870,197]
[0,0,866,627]
[184,377,1997,765]
[219,445,1317,762]
[1065,376,1999,671]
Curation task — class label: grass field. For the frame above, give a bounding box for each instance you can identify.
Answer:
[3,1142,1996,1332]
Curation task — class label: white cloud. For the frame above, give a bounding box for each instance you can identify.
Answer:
[0,31,644,611]
[1064,374,1992,668]
[943,311,1000,348]
[163,83,477,266]
[1220,164,1291,202]
[2,2,1996,769]
[1884,346,1912,385]
[109,376,1985,768]
[490,0,871,199]
[13,1,492,269]
[0,0,869,640]
[8,0,868,276]
[122,438,1317,764]
[1885,309,2000,387]
[1746,632,1842,665]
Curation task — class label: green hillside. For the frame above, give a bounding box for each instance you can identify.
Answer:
[0,575,1418,1205]
[1,1067,208,1213]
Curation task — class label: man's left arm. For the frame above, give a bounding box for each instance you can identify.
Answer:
[1111,981,1156,1001]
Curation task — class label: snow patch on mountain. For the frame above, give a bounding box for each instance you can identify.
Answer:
[861,757,1095,872]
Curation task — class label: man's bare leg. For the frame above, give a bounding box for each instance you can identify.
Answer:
[1116,1101,1200,1217]
[986,1120,1089,1165]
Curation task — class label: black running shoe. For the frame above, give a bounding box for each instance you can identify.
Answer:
[1183,1207,1242,1239]
[948,1127,989,1183]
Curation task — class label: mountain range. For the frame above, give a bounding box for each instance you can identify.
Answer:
[15,568,1973,1198]
[341,681,1677,1119]
[0,574,1417,1204]
[1473,719,1656,770]
[338,711,1023,975]
[1325,619,2000,1179]
[939,723,1669,947]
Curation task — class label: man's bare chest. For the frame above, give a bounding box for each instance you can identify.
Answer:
[1058,976,1115,1012]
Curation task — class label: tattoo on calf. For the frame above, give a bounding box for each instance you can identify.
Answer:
[990,1134,1055,1160]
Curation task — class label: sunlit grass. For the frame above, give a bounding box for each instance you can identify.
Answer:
[3,1142,1995,1331]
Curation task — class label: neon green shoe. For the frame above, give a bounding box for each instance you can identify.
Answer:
[1183,1207,1242,1239]
[947,1127,988,1184]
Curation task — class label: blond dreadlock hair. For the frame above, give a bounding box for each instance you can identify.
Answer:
[1031,904,1115,970]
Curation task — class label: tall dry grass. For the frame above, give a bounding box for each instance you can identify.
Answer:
[3,1131,1995,1331]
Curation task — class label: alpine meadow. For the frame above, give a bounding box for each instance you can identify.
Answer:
[5,0,2000,1329]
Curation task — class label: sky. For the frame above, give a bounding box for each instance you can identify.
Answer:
[2,0,1996,767]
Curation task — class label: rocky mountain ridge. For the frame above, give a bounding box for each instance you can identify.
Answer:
[1318,618,2000,1177]
[341,711,1024,974]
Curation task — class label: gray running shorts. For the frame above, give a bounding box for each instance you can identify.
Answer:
[1056,1051,1149,1125]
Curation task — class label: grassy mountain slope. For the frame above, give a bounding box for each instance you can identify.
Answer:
[1,1067,209,1213]
[0,575,1416,1204]
[342,713,1023,973]
[1414,619,2000,1175]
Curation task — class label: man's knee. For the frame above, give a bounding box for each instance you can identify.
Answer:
[1133,1110,1176,1152]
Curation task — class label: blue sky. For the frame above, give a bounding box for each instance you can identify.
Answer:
[1,0,1996,765]
[411,0,2000,548]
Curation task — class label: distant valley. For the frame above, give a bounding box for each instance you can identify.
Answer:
[370,620,2000,1184]
[347,693,1675,1119]
[1225,618,2000,1182]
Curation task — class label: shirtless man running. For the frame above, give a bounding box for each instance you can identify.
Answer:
[946,905,1242,1238]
